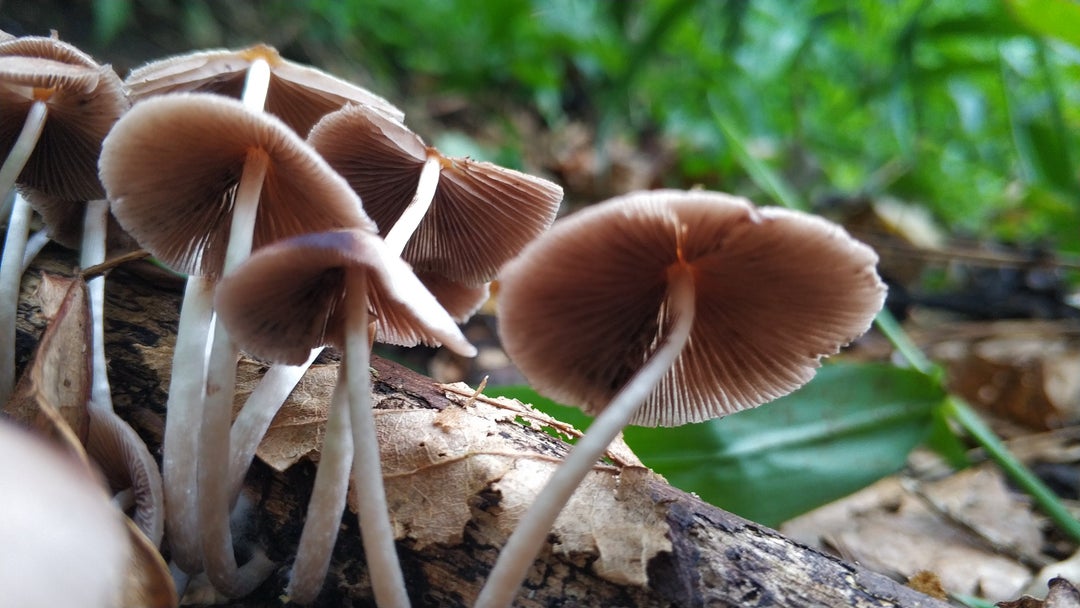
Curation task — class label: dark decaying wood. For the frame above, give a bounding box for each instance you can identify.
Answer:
[15,246,949,608]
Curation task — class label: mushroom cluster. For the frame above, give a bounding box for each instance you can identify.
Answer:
[1,29,894,608]
[95,41,560,606]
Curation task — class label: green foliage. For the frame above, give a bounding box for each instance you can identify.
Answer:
[85,1,1080,252]
[489,363,944,527]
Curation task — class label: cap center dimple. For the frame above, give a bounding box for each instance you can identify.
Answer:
[32,86,56,101]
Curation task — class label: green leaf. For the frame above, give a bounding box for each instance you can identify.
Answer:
[1006,0,1080,48]
[624,363,942,526]
[489,363,943,527]
[91,0,132,45]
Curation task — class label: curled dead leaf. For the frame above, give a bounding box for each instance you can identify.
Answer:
[2,273,91,461]
[122,518,178,608]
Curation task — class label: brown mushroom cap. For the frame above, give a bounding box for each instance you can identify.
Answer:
[0,46,127,200]
[124,44,403,135]
[0,35,100,68]
[214,228,476,365]
[22,188,137,253]
[415,271,490,323]
[100,92,374,279]
[308,103,564,284]
[497,189,886,427]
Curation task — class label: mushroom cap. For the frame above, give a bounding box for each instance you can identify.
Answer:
[213,228,476,366]
[22,188,138,253]
[124,44,403,135]
[415,271,490,324]
[0,35,100,68]
[308,103,564,284]
[0,40,128,200]
[0,419,130,608]
[100,92,374,279]
[497,190,887,427]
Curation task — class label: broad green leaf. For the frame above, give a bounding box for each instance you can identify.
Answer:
[1006,0,1080,48]
[489,363,943,527]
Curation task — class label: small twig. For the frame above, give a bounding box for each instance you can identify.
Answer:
[439,382,584,440]
[80,248,151,279]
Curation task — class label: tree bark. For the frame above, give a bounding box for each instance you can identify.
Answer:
[15,247,949,608]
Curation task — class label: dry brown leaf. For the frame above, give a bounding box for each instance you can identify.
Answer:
[782,466,1039,602]
[1003,577,1080,608]
[1026,552,1080,599]
[349,396,671,588]
[926,321,1080,429]
[122,518,177,608]
[2,273,91,461]
[1047,578,1080,608]
[245,361,337,472]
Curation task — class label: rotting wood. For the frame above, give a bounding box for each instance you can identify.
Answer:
[15,246,951,607]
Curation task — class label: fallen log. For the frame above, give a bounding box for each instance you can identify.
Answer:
[15,246,948,607]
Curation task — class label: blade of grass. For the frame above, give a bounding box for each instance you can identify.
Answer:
[877,309,1080,543]
[942,394,1080,542]
[707,93,808,211]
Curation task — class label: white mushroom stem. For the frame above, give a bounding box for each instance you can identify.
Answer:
[382,154,441,254]
[344,270,411,608]
[286,368,353,604]
[474,268,697,608]
[0,192,33,406]
[19,228,49,274]
[0,100,48,406]
[0,100,47,201]
[241,57,272,113]
[162,275,214,573]
[82,198,112,412]
[80,197,166,547]
[227,347,322,507]
[198,149,274,595]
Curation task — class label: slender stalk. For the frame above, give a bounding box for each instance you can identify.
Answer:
[227,347,322,507]
[345,270,411,608]
[80,198,166,547]
[0,192,33,406]
[0,100,48,406]
[383,155,441,254]
[0,100,47,202]
[198,150,272,595]
[873,309,933,375]
[82,199,112,412]
[241,58,272,113]
[162,276,215,572]
[19,228,49,274]
[475,269,697,608]
[286,369,353,604]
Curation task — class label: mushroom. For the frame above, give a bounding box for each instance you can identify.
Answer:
[307,103,563,284]
[124,43,402,135]
[99,92,373,592]
[0,36,127,410]
[213,228,476,606]
[0,418,131,608]
[474,189,887,607]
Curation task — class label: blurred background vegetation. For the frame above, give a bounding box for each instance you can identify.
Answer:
[5,0,1080,532]
[6,0,1079,246]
